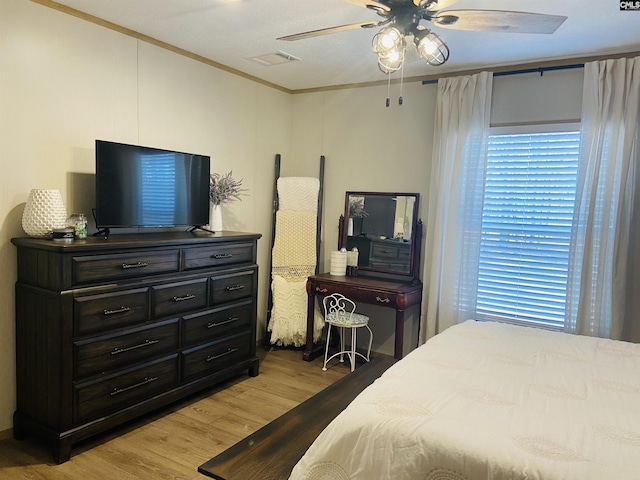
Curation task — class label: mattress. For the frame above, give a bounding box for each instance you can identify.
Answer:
[289,320,640,480]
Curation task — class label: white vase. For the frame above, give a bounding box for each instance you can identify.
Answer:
[209,203,223,231]
[347,217,354,236]
[22,189,67,238]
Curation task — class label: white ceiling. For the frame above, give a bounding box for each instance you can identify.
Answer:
[50,0,640,91]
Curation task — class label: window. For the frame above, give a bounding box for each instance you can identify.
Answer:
[141,153,177,225]
[476,125,580,329]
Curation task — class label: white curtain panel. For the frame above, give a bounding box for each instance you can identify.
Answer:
[566,56,640,339]
[419,71,493,344]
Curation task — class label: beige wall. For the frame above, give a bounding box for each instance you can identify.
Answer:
[0,0,589,434]
[287,84,437,356]
[0,0,290,433]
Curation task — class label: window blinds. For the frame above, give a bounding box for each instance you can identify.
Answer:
[477,130,580,329]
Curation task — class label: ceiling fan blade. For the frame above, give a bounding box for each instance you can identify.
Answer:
[413,0,459,11]
[345,0,391,12]
[277,21,381,41]
[434,10,567,34]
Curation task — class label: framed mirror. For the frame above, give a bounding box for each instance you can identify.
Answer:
[338,191,421,283]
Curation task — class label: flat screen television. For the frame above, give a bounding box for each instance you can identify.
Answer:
[95,140,210,232]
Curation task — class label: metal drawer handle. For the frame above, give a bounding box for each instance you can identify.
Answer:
[316,287,328,293]
[173,294,196,302]
[206,348,239,362]
[376,296,391,304]
[121,262,148,269]
[381,249,392,253]
[110,376,158,396]
[207,317,240,328]
[103,306,131,316]
[213,253,233,259]
[111,339,159,355]
[225,285,245,292]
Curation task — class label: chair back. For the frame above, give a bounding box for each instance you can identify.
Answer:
[322,293,356,325]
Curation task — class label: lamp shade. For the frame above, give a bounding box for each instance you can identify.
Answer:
[22,189,68,238]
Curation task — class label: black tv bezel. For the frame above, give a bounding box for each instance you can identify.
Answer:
[94,139,211,231]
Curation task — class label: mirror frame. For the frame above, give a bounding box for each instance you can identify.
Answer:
[338,191,422,284]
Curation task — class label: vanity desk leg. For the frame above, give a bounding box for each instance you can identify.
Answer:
[395,309,406,360]
[304,281,331,361]
[304,286,317,361]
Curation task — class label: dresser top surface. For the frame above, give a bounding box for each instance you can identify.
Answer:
[12,231,262,253]
[308,272,422,293]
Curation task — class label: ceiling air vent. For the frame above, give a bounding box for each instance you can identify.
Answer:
[249,51,301,66]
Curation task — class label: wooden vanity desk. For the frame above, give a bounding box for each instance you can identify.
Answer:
[305,273,422,361]
[305,192,424,362]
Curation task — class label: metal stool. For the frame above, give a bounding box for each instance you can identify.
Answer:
[322,293,372,372]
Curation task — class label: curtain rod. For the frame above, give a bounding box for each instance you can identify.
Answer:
[421,63,584,85]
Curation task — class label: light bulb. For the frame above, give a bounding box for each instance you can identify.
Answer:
[387,50,401,62]
[372,26,405,55]
[417,36,438,56]
[377,46,404,74]
[413,30,449,66]
[380,29,401,49]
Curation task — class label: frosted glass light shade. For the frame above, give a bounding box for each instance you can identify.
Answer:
[22,189,68,238]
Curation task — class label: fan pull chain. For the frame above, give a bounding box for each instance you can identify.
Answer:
[398,57,404,106]
[386,73,391,107]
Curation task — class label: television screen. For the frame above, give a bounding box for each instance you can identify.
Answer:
[95,140,210,229]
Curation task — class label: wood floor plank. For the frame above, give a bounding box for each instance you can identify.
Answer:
[0,347,351,480]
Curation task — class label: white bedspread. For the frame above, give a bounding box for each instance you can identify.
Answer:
[289,320,640,480]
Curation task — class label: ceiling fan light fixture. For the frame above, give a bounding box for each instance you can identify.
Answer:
[377,47,405,74]
[372,26,404,55]
[414,30,449,66]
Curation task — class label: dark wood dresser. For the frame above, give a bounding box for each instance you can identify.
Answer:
[11,231,261,463]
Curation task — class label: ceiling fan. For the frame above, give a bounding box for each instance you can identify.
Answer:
[278,0,567,73]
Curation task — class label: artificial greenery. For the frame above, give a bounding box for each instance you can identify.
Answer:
[209,171,248,205]
[349,197,369,218]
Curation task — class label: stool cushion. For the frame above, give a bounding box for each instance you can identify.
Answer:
[326,311,369,327]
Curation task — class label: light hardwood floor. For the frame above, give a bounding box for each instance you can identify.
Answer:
[0,347,349,480]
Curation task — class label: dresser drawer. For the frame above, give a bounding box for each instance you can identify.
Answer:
[182,301,253,348]
[74,318,179,380]
[313,282,398,308]
[74,288,149,336]
[74,355,179,424]
[183,242,254,270]
[355,289,397,307]
[151,278,208,318]
[369,260,409,272]
[210,270,255,306]
[73,250,180,284]
[181,332,251,382]
[398,247,411,263]
[371,242,401,260]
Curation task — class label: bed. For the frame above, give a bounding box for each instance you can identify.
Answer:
[289,320,640,480]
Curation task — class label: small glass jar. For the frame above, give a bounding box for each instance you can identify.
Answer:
[67,213,87,239]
